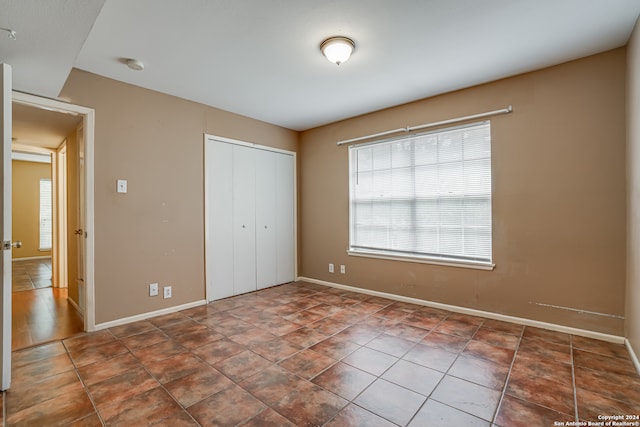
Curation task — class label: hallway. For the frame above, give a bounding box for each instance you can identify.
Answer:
[11,259,84,350]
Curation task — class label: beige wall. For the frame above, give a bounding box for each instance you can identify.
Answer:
[12,160,52,259]
[59,69,298,324]
[300,48,627,335]
[57,48,628,336]
[627,19,640,360]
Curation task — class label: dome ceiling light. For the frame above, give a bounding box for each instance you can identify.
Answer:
[126,59,145,71]
[320,36,355,66]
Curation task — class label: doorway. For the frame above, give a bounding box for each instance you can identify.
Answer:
[10,148,83,349]
[10,91,96,349]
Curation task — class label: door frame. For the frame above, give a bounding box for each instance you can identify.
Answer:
[55,141,68,289]
[12,91,96,331]
[1,63,12,390]
[203,134,298,303]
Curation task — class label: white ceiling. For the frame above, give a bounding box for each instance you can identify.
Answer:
[2,1,640,131]
[0,0,105,98]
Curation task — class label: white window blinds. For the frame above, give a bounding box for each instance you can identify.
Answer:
[39,178,52,251]
[349,121,492,265]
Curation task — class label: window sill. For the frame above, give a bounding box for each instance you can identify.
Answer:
[347,249,495,271]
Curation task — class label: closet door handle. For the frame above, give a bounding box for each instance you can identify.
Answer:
[242,225,246,228]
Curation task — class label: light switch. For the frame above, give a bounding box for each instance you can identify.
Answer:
[117,179,127,193]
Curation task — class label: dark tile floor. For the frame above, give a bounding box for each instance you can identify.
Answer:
[4,281,639,426]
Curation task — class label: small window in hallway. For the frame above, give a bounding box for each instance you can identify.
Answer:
[39,178,52,250]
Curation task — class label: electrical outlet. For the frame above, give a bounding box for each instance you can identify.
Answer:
[149,283,158,297]
[340,264,346,274]
[163,286,172,299]
[328,263,334,273]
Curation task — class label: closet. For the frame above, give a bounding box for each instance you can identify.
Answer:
[205,136,295,301]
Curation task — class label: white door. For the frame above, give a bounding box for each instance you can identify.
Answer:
[76,126,86,312]
[205,137,295,301]
[255,149,277,289]
[232,145,256,295]
[276,153,295,283]
[205,140,234,301]
[0,64,13,390]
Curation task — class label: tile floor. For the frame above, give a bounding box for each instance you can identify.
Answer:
[4,281,639,426]
[12,258,53,292]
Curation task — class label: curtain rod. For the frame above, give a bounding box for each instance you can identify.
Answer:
[336,105,513,146]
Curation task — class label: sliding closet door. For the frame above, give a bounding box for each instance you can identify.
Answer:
[276,153,295,283]
[232,145,257,294]
[255,149,277,290]
[205,140,234,300]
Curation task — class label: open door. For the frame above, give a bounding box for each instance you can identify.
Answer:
[0,63,13,390]
[77,126,85,312]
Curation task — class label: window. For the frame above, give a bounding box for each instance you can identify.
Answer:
[348,121,493,268]
[39,178,52,250]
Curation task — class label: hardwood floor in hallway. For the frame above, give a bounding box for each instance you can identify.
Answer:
[11,259,84,350]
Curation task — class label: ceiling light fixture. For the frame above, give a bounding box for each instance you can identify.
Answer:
[320,36,355,66]
[126,59,144,71]
[0,27,16,40]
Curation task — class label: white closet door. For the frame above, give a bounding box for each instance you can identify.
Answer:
[232,145,257,294]
[205,140,234,301]
[276,152,295,283]
[255,149,277,289]
[205,137,295,301]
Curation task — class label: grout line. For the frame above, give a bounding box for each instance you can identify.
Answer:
[134,294,346,425]
[404,319,457,426]
[287,292,429,425]
[122,324,204,427]
[63,339,108,427]
[492,322,525,426]
[570,335,580,422]
[119,319,206,426]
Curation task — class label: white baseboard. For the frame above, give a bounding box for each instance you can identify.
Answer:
[67,296,84,317]
[626,339,640,375]
[297,276,626,345]
[12,256,51,262]
[93,300,207,331]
